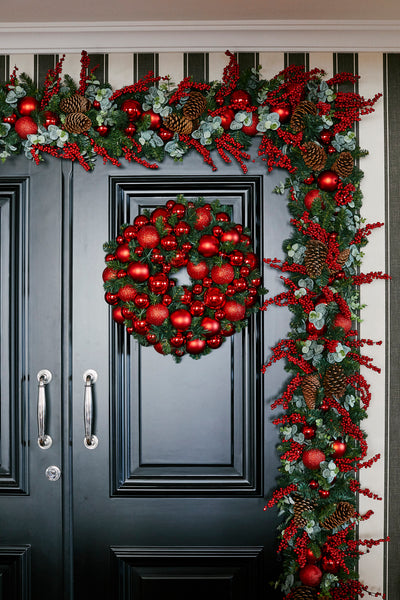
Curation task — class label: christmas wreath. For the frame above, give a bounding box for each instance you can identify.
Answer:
[102,196,263,361]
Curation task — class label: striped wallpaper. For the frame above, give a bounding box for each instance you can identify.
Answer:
[2,50,397,597]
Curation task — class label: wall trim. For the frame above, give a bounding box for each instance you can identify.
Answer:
[1,20,400,53]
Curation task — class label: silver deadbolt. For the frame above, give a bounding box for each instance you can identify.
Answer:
[45,465,61,481]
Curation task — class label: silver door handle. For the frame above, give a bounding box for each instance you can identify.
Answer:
[83,370,98,449]
[37,370,52,449]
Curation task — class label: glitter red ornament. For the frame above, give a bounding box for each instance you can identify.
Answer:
[146,303,169,325]
[302,448,326,470]
[223,300,245,321]
[304,189,322,210]
[14,116,38,139]
[137,224,160,248]
[211,263,235,284]
[194,206,212,230]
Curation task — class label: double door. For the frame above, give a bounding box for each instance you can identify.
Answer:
[0,154,289,599]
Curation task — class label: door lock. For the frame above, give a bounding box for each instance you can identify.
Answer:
[45,466,61,481]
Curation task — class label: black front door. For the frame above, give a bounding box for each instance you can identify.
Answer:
[0,154,290,599]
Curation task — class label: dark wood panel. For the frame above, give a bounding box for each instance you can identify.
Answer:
[0,181,29,494]
[111,546,264,600]
[134,54,159,81]
[184,53,209,81]
[0,546,30,600]
[109,177,263,496]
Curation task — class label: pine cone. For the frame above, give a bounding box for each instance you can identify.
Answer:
[332,151,354,178]
[321,501,356,530]
[301,374,320,410]
[60,94,91,114]
[293,494,316,527]
[292,587,316,600]
[301,142,327,172]
[182,91,207,120]
[304,239,328,278]
[330,247,350,274]
[64,112,92,134]
[290,101,317,132]
[163,114,194,135]
[323,364,347,399]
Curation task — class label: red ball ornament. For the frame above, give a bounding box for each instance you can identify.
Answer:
[134,215,149,227]
[221,229,240,244]
[116,235,124,245]
[306,321,326,336]
[198,235,220,257]
[216,212,230,222]
[233,277,247,292]
[170,309,192,331]
[170,334,185,347]
[137,225,160,249]
[102,267,118,282]
[190,300,205,316]
[223,300,246,321]
[309,480,319,490]
[134,293,150,309]
[171,203,186,219]
[127,261,150,282]
[180,288,192,304]
[302,448,326,470]
[117,270,127,278]
[146,303,169,325]
[105,292,119,305]
[270,104,291,123]
[204,288,226,309]
[321,556,339,574]
[328,145,337,154]
[146,333,157,345]
[226,285,236,296]
[201,317,221,337]
[212,225,224,238]
[241,112,259,136]
[123,225,137,241]
[207,335,223,349]
[93,100,101,110]
[192,284,203,295]
[142,110,162,130]
[302,425,316,440]
[304,175,315,185]
[151,207,170,225]
[151,249,164,264]
[3,113,17,125]
[162,294,172,306]
[304,189,322,211]
[244,252,258,270]
[230,89,252,108]
[182,242,192,252]
[154,342,166,355]
[124,123,136,136]
[221,323,235,336]
[202,277,213,287]
[133,320,149,335]
[299,565,323,588]
[317,170,340,192]
[219,108,235,130]
[14,116,38,139]
[211,263,235,285]
[96,124,109,137]
[116,243,132,263]
[105,254,115,262]
[160,234,178,251]
[332,439,347,459]
[333,313,352,333]
[42,110,59,128]
[319,489,330,499]
[305,549,319,564]
[186,338,206,354]
[174,221,190,236]
[122,307,135,319]
[112,306,125,324]
[230,250,244,266]
[121,99,142,122]
[194,206,213,231]
[158,127,174,142]
[118,284,137,302]
[319,130,333,144]
[170,250,188,267]
[148,273,170,295]
[18,96,39,116]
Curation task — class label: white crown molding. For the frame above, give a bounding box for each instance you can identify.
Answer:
[1,20,400,53]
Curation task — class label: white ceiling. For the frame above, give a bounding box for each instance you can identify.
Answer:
[4,0,400,22]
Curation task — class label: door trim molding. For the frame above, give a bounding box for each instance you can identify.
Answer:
[1,20,400,53]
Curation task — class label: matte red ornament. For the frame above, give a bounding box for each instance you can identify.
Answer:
[105,292,119,305]
[241,112,259,136]
[304,189,322,210]
[332,439,347,459]
[96,124,109,137]
[115,243,131,263]
[102,267,118,282]
[137,225,160,248]
[321,556,339,574]
[201,317,221,337]
[121,99,142,121]
[190,300,205,316]
[3,113,17,125]
[127,262,150,282]
[333,313,352,333]
[299,565,323,588]
[148,273,170,295]
[146,303,169,325]
[302,448,326,470]
[270,104,291,123]
[160,234,178,251]
[204,288,226,309]
[219,108,235,130]
[118,284,137,302]
[230,89,252,108]
[302,425,316,440]
[198,235,220,257]
[170,309,192,331]
[211,263,235,284]
[134,293,150,309]
[194,206,213,230]
[42,110,59,128]
[112,306,125,324]
[14,116,38,139]
[317,170,340,192]
[142,110,162,130]
[186,338,206,354]
[158,127,174,142]
[223,300,246,321]
[18,96,39,116]
[221,229,240,244]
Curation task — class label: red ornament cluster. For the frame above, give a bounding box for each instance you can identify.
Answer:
[102,198,262,360]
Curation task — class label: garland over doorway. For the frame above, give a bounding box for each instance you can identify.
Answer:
[0,50,389,599]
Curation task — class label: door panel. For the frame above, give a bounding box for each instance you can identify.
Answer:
[72,156,291,599]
